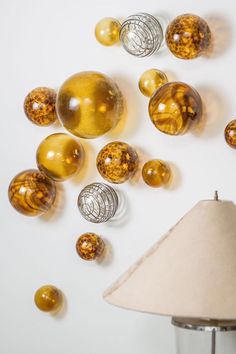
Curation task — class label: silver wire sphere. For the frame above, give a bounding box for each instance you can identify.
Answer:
[120,13,163,57]
[77,183,118,223]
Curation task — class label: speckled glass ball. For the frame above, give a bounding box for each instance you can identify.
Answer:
[36,133,84,182]
[166,14,211,60]
[139,69,168,97]
[56,71,124,139]
[76,233,105,261]
[95,17,121,46]
[34,285,63,312]
[96,141,139,184]
[225,120,236,149]
[24,87,57,126]
[149,82,202,135]
[142,160,171,187]
[8,169,56,216]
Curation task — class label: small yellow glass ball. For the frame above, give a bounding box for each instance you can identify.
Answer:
[56,71,124,139]
[95,17,121,46]
[8,169,56,216]
[34,285,63,312]
[139,69,168,97]
[36,133,84,182]
[142,160,171,188]
[96,141,139,184]
[76,233,105,261]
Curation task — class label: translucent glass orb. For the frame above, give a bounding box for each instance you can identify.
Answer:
[95,17,121,46]
[149,82,202,135]
[166,14,211,59]
[225,120,236,149]
[139,69,168,97]
[8,169,56,216]
[78,183,118,223]
[142,160,171,187]
[76,233,105,261]
[24,87,57,126]
[56,71,124,138]
[96,141,139,184]
[36,133,84,181]
[34,285,63,312]
[120,13,163,57]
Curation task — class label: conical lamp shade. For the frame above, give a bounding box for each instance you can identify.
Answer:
[104,200,236,319]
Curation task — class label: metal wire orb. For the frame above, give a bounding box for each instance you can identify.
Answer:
[77,183,118,223]
[120,13,163,57]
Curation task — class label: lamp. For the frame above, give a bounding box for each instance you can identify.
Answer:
[103,192,236,354]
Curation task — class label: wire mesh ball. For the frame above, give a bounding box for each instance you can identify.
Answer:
[120,13,163,57]
[77,183,118,223]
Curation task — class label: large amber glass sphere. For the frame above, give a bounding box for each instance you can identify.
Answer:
[56,71,124,139]
[36,133,84,181]
[8,169,56,216]
[76,233,105,261]
[225,120,236,149]
[34,285,63,312]
[149,82,202,135]
[24,87,57,126]
[166,14,211,60]
[96,141,139,184]
[95,17,121,46]
[142,160,171,188]
[139,69,168,97]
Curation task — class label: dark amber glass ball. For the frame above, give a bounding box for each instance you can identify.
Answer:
[148,82,202,135]
[76,233,105,261]
[24,87,57,126]
[225,120,236,149]
[34,285,63,312]
[166,14,211,59]
[96,141,139,184]
[8,169,56,216]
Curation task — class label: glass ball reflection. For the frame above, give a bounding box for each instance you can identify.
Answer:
[36,133,84,182]
[8,169,56,216]
[76,233,105,261]
[56,71,124,138]
[148,82,202,135]
[78,183,118,223]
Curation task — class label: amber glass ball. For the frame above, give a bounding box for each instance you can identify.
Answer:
[8,169,56,216]
[95,17,121,46]
[166,14,211,60]
[36,133,84,182]
[139,69,168,97]
[34,285,63,312]
[96,141,139,184]
[24,87,57,126]
[76,233,105,261]
[149,82,202,135]
[142,160,171,188]
[56,71,124,139]
[225,120,236,149]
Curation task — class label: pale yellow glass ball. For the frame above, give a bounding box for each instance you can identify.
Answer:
[95,17,121,46]
[139,69,168,97]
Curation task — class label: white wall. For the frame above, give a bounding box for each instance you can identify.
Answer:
[1,0,236,353]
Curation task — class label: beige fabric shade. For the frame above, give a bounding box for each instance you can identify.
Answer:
[104,199,236,320]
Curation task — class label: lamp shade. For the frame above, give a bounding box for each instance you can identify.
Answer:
[104,199,236,319]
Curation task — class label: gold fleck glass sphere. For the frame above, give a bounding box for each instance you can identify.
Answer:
[96,141,139,184]
[56,71,124,139]
[139,69,168,97]
[166,14,211,60]
[24,87,57,126]
[149,82,202,135]
[8,169,56,216]
[34,285,63,312]
[36,133,84,182]
[76,233,105,261]
[95,17,121,46]
[142,160,171,188]
[225,120,236,149]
